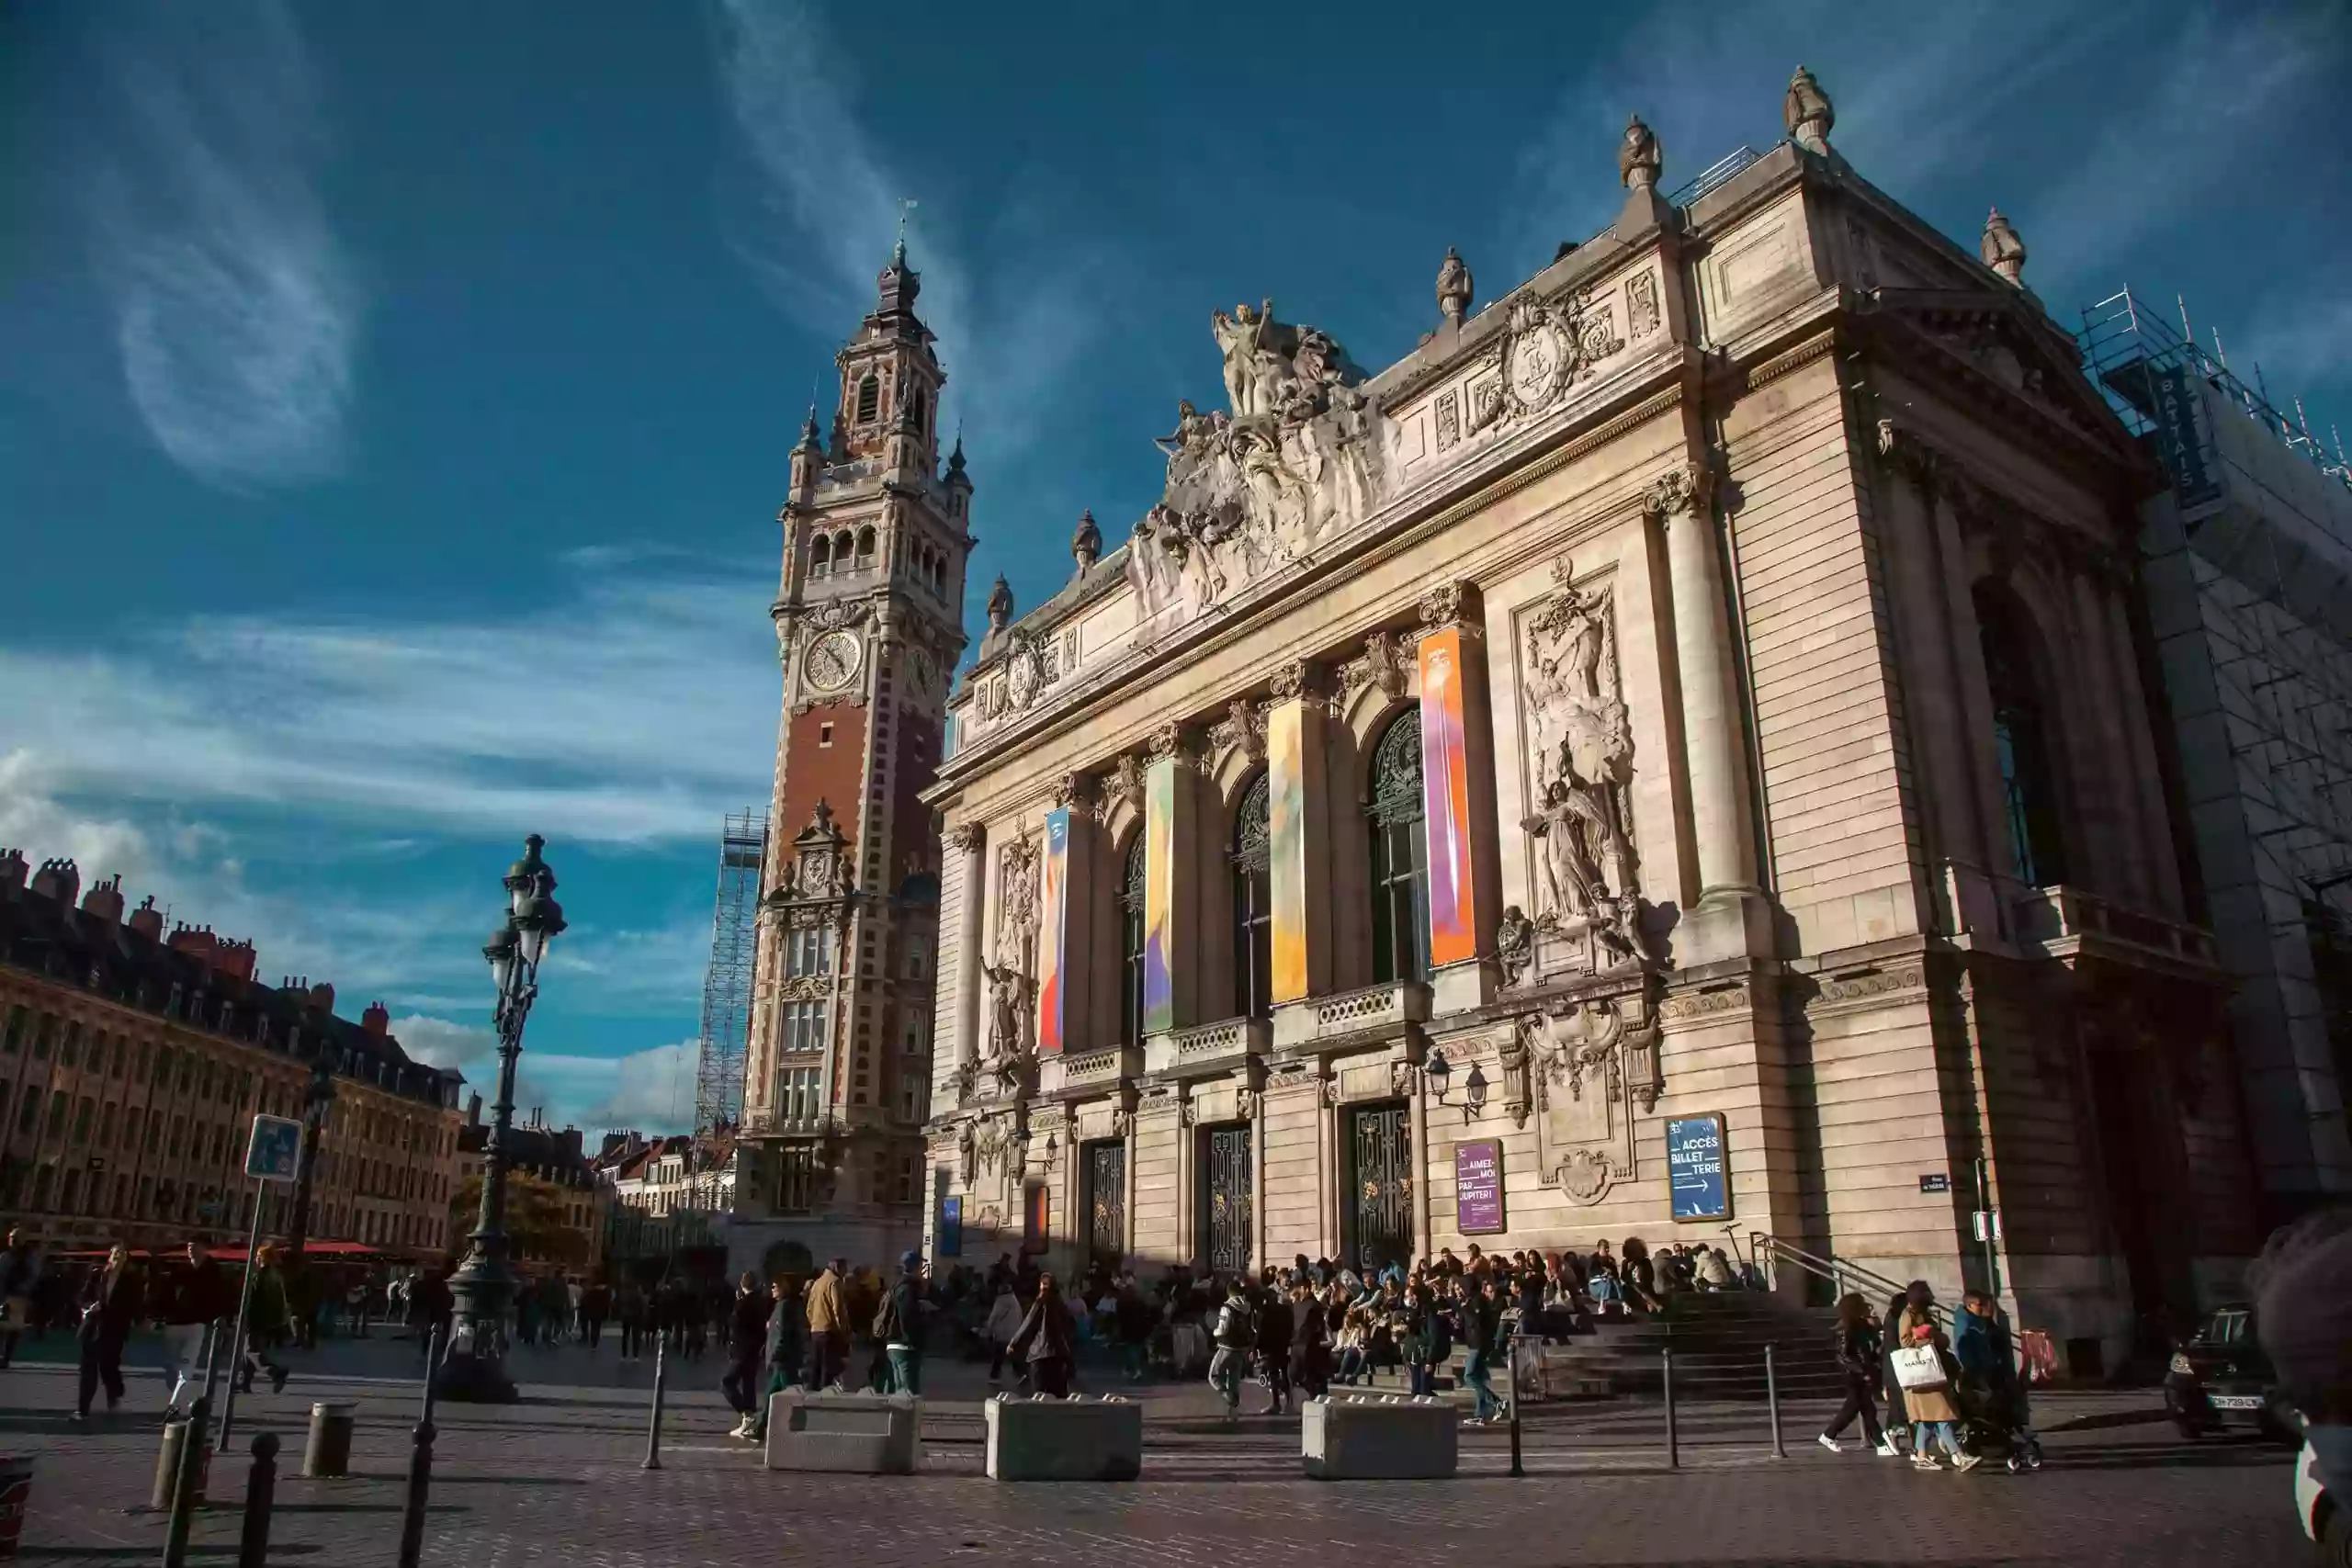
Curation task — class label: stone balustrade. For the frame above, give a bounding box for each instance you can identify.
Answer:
[1144,1016,1269,1076]
[1272,979,1432,1047]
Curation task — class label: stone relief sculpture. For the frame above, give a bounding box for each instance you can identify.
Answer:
[1521,995,1663,1205]
[1470,290,1623,436]
[1125,302,1391,625]
[1518,560,1641,972]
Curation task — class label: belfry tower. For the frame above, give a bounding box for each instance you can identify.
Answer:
[731,239,973,1273]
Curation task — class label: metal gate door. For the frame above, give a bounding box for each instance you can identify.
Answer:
[1085,1141,1126,1267]
[1199,1124,1253,1278]
[1347,1101,1413,1272]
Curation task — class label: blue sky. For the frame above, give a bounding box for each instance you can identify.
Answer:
[3,0,2346,1134]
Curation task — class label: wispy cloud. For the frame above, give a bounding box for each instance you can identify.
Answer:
[392,1016,699,1135]
[707,0,1106,464]
[85,0,362,489]
[0,555,776,847]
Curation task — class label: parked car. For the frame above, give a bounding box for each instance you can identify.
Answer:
[2164,1302,2298,1443]
[2299,1439,2347,1566]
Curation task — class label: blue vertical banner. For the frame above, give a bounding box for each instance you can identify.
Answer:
[2152,362,2222,508]
[1667,1113,1729,1223]
[938,1194,963,1258]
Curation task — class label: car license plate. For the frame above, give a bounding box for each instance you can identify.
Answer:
[2210,1395,2262,1410]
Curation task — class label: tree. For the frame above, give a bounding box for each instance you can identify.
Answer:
[448,1172,587,1268]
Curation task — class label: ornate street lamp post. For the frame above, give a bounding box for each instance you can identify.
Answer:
[435,834,566,1403]
[286,1052,337,1263]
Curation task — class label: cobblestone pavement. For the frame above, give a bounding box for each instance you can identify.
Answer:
[0,1335,2307,1566]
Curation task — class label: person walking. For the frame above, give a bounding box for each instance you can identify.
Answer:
[722,1272,771,1439]
[1207,1279,1253,1422]
[1006,1272,1077,1397]
[745,1276,806,1445]
[803,1258,850,1391]
[1287,1278,1331,1402]
[1250,1275,1295,1416]
[1,1229,40,1370]
[1114,1276,1153,1383]
[1460,1275,1505,1426]
[616,1280,646,1360]
[162,1243,231,1415]
[412,1269,454,1364]
[1818,1292,1897,1455]
[581,1279,611,1350]
[235,1247,291,1395]
[877,1251,926,1396]
[74,1246,141,1420]
[1894,1281,1976,1472]
[1955,1290,2035,1448]
[982,1277,1024,1387]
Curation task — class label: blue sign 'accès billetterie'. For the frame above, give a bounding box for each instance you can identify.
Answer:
[1667,1114,1729,1223]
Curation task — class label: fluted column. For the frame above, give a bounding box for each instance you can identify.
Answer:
[1265,661,1331,1005]
[946,822,986,1072]
[1141,726,1203,1036]
[1415,581,1502,1012]
[1648,463,1758,900]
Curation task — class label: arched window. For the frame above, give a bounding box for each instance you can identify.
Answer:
[1118,835,1148,1047]
[1367,707,1429,984]
[854,375,879,423]
[808,535,831,577]
[914,389,929,434]
[833,530,853,564]
[854,525,876,562]
[1974,586,2069,887]
[1232,772,1273,1020]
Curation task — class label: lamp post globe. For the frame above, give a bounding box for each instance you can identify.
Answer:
[435,834,563,1404]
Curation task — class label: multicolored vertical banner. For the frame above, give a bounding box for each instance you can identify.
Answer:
[1418,626,1478,967]
[1035,807,1070,1055]
[1268,701,1310,1003]
[1143,760,1176,1034]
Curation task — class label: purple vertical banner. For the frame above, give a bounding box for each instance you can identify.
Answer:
[1455,1138,1506,1235]
[1036,807,1069,1055]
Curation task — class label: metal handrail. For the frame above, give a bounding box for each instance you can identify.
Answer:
[1748,1232,1952,1333]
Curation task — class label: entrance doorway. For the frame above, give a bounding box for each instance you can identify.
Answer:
[1084,1140,1126,1270]
[1342,1100,1413,1273]
[1197,1123,1252,1279]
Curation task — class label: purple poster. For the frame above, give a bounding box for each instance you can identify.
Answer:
[1455,1138,1506,1235]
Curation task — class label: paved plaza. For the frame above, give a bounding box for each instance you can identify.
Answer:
[0,1332,2310,1566]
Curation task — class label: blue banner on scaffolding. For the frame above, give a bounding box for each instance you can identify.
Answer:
[2152,362,2223,509]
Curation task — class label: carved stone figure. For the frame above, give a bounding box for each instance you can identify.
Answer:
[1618,115,1661,192]
[1521,563,1638,942]
[1436,246,1474,327]
[997,836,1040,977]
[957,1120,978,1184]
[1211,299,1283,417]
[1981,208,2027,287]
[1523,778,1612,925]
[1071,509,1102,573]
[1495,905,1535,988]
[986,576,1014,632]
[1783,65,1834,154]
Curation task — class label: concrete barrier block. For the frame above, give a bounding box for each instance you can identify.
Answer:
[763,1388,921,1475]
[1301,1394,1458,1480]
[983,1394,1143,1482]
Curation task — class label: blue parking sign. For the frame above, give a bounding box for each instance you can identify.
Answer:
[245,1114,303,1183]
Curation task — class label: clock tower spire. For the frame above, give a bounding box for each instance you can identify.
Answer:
[734,237,973,1270]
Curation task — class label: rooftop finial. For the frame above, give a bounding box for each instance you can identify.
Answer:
[1618,113,1661,193]
[987,574,1013,631]
[1981,207,2027,287]
[1072,509,1102,574]
[894,197,918,268]
[1436,246,1474,328]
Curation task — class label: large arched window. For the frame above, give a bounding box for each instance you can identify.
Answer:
[1232,773,1273,1020]
[808,535,831,578]
[1118,835,1148,1047]
[1367,707,1429,984]
[854,374,880,423]
[1975,586,2069,887]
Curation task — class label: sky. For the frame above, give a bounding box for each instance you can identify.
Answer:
[3,0,2347,1136]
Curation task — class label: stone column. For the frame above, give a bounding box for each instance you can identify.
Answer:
[1649,463,1758,899]
[1265,662,1332,1006]
[1414,582,1503,1013]
[947,823,987,1073]
[1141,727,1202,1037]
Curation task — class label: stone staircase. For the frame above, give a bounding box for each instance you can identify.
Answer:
[1528,1290,1850,1401]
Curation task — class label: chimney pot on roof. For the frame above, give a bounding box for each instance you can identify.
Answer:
[129,896,164,942]
[0,849,26,890]
[29,858,79,908]
[308,980,334,1015]
[81,874,125,925]
[362,1001,389,1037]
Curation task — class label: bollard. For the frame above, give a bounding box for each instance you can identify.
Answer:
[235,1433,278,1568]
[395,1420,435,1568]
[418,1325,443,1424]
[162,1395,210,1568]
[1507,1336,1524,1478]
[301,1402,356,1479]
[0,1452,33,1562]
[641,1338,668,1471]
[1661,1347,1678,1470]
[1765,1342,1785,1459]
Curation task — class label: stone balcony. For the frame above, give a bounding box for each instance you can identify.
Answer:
[2008,883,2218,970]
[1037,1043,1142,1096]
[1271,979,1432,1049]
[1144,1015,1271,1077]
[736,1107,836,1139]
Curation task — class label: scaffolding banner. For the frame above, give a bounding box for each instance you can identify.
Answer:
[2152,362,2223,509]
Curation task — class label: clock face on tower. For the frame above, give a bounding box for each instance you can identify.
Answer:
[803,630,862,694]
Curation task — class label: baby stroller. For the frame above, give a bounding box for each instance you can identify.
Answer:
[1956,1374,2045,1472]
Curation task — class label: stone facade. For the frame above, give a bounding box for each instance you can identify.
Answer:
[729,242,969,1280]
[0,851,465,1258]
[919,88,2264,1374]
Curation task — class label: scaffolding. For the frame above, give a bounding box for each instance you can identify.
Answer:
[694,809,769,1134]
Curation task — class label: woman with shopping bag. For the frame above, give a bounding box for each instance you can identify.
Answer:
[1893,1281,1978,1472]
